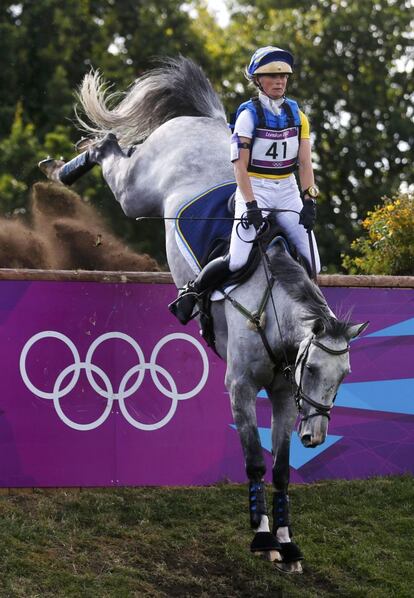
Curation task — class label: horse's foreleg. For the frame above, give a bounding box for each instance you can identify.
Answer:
[227,374,281,561]
[267,373,304,573]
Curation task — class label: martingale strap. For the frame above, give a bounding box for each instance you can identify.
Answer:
[223,277,279,366]
[222,241,297,375]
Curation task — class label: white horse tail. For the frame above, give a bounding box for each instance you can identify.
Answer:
[75,56,227,147]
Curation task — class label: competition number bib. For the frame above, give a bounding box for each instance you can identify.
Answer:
[251,126,299,171]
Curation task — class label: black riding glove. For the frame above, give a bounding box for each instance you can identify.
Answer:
[299,199,317,231]
[245,200,264,230]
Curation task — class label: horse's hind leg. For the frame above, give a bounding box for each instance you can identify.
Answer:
[267,373,304,574]
[226,372,281,562]
[38,133,127,187]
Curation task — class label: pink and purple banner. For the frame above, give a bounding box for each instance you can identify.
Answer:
[0,279,413,487]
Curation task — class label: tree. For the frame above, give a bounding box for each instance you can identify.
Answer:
[0,0,217,266]
[0,102,42,215]
[342,193,414,275]
[1,0,412,271]
[0,0,216,136]
[0,1,108,137]
[0,99,76,214]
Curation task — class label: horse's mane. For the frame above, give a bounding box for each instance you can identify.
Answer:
[269,247,351,338]
[75,57,227,146]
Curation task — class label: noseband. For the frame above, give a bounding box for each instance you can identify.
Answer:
[294,337,350,421]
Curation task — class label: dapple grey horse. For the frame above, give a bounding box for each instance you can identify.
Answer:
[40,57,368,573]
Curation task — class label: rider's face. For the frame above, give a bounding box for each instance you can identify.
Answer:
[257,73,289,99]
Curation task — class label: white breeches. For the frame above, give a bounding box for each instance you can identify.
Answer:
[228,175,321,273]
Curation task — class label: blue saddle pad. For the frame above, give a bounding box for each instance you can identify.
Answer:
[175,181,237,271]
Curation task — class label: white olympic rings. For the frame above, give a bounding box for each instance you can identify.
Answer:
[19,331,209,432]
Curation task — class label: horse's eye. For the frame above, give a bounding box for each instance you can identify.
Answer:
[305,364,315,374]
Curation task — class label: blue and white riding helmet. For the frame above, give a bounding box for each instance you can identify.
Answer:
[246,46,294,80]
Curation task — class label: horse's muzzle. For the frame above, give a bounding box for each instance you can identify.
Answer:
[298,417,327,448]
[300,432,325,448]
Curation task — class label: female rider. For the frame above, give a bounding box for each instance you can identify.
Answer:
[170,46,321,325]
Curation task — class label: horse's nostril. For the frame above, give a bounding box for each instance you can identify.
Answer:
[301,434,312,447]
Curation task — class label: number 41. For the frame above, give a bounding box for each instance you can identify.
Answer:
[265,141,287,159]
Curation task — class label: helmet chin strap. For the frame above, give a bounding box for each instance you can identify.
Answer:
[256,78,269,97]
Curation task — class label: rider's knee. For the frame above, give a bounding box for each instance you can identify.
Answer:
[229,253,249,272]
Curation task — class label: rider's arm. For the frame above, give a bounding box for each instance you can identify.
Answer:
[298,138,315,192]
[232,109,256,204]
[233,140,255,204]
[297,112,315,193]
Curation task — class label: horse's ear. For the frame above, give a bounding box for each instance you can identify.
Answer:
[346,321,370,340]
[312,318,325,336]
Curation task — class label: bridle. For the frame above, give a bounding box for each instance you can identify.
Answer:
[294,335,350,421]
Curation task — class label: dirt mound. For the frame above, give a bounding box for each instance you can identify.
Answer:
[0,220,51,269]
[0,182,160,271]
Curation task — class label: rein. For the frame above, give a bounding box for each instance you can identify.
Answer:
[294,336,350,420]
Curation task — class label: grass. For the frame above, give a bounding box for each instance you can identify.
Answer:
[0,475,412,597]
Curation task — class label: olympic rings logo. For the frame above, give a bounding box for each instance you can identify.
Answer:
[19,331,209,432]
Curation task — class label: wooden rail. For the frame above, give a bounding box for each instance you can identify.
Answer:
[316,274,414,288]
[0,269,173,284]
[0,269,413,288]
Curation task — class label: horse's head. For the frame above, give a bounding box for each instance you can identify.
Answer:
[295,318,369,448]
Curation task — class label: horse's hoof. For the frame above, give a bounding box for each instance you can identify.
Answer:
[275,560,303,574]
[38,158,65,182]
[250,531,280,553]
[274,541,304,573]
[254,550,282,562]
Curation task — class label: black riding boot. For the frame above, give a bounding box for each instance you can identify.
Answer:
[168,256,231,325]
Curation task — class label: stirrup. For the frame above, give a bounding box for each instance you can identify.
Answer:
[168,284,199,325]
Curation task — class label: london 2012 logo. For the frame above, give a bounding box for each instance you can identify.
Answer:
[19,331,209,432]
